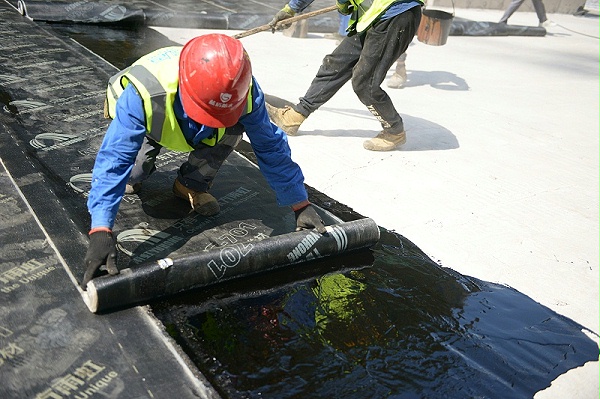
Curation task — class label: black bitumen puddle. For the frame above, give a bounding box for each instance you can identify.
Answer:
[47,21,598,399]
[151,222,598,398]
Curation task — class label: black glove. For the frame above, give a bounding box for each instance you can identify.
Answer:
[294,204,327,234]
[269,4,295,32]
[81,230,119,289]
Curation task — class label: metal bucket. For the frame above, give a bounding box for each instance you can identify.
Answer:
[417,9,454,46]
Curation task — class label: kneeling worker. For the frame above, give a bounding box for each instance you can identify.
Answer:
[82,34,326,288]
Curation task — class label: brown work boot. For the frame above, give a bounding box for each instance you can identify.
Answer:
[363,130,406,151]
[266,103,306,136]
[173,179,220,216]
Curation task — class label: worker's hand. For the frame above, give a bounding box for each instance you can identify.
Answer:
[294,204,327,234]
[81,229,119,289]
[336,0,354,15]
[269,4,295,32]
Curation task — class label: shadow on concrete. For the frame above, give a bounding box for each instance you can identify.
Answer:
[399,70,470,91]
[292,111,459,151]
[264,95,459,151]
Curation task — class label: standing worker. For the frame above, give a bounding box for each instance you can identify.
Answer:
[267,0,423,151]
[82,34,326,288]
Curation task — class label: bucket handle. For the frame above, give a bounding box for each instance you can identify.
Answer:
[423,0,455,17]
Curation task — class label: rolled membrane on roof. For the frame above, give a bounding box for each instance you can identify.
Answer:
[84,218,381,313]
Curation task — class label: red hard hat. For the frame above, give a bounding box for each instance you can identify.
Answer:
[179,34,252,128]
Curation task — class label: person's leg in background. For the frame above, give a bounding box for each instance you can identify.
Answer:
[498,0,526,23]
[387,52,408,89]
[532,0,555,26]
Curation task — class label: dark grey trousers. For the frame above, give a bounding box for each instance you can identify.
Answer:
[128,124,243,192]
[499,0,548,23]
[294,6,421,133]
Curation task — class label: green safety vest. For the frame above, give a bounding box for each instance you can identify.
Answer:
[348,0,422,34]
[104,46,252,152]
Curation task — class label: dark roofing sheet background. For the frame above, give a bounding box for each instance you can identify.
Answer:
[10,0,340,31]
[0,4,221,397]
[0,1,597,398]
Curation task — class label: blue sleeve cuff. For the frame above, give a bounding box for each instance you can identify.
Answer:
[276,182,308,207]
[90,208,116,230]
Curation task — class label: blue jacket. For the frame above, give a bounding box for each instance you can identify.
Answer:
[88,77,307,229]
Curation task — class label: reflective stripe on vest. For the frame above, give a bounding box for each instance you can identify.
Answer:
[105,46,253,151]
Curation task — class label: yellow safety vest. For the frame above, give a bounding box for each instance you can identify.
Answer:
[348,0,422,34]
[104,46,252,151]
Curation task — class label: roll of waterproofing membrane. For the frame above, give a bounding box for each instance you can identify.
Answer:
[16,0,145,24]
[84,218,381,313]
[449,18,547,36]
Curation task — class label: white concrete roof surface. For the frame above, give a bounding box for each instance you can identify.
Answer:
[152,7,599,398]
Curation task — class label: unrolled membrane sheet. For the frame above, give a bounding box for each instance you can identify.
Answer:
[0,160,220,398]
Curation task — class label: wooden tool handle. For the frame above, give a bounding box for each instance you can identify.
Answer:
[233,5,338,39]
